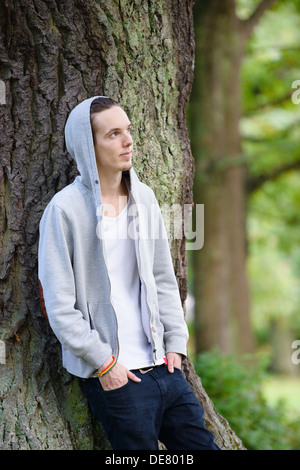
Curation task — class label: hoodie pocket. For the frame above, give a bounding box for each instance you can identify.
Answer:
[87,301,117,352]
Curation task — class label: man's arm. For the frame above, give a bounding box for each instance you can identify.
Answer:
[152,198,189,359]
[38,203,108,370]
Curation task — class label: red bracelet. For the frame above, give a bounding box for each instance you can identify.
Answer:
[96,356,117,377]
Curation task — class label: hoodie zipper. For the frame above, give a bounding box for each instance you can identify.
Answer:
[130,192,156,362]
[99,210,120,361]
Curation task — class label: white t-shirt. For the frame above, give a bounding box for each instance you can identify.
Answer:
[101,196,155,370]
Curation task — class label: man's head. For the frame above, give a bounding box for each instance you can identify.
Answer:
[90,97,133,175]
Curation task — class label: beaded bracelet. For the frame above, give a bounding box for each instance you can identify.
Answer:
[96,356,117,377]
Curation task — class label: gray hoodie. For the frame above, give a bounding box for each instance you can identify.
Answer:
[38,96,189,378]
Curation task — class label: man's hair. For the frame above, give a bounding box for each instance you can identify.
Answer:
[90,96,120,117]
[90,97,120,143]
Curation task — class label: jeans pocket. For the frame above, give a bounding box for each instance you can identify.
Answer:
[101,380,129,394]
[101,380,136,414]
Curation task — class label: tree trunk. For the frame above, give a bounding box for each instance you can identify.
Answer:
[0,0,244,449]
[190,0,255,355]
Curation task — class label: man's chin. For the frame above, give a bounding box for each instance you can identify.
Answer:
[122,161,133,172]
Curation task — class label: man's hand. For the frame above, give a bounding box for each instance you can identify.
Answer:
[98,359,141,391]
[166,352,182,373]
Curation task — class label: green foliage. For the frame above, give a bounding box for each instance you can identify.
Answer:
[194,349,300,450]
[248,174,300,341]
[241,1,300,176]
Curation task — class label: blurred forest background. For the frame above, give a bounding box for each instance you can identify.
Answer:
[188,0,300,450]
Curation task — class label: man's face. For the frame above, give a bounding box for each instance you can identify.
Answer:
[91,106,133,175]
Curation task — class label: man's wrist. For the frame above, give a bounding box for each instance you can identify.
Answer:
[96,356,117,377]
[98,356,114,373]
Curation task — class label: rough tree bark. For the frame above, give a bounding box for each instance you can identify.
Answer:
[0,0,244,449]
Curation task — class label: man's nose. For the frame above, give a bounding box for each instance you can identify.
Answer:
[123,132,133,146]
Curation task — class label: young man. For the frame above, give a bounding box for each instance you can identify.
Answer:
[38,96,220,450]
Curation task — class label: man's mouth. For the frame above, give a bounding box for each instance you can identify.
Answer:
[120,151,132,158]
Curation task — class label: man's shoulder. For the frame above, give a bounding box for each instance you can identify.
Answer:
[44,178,89,214]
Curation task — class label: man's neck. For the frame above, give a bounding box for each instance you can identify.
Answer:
[99,170,128,217]
[99,171,123,198]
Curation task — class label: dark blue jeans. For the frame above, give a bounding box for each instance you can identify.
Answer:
[80,364,220,450]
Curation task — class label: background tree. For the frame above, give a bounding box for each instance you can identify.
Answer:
[187,0,300,449]
[0,0,244,450]
[190,0,280,355]
[190,0,300,372]
[242,0,300,374]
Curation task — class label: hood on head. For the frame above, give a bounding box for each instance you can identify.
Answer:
[64,96,138,209]
[65,96,103,207]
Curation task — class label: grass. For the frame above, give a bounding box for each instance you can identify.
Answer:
[262,374,300,418]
